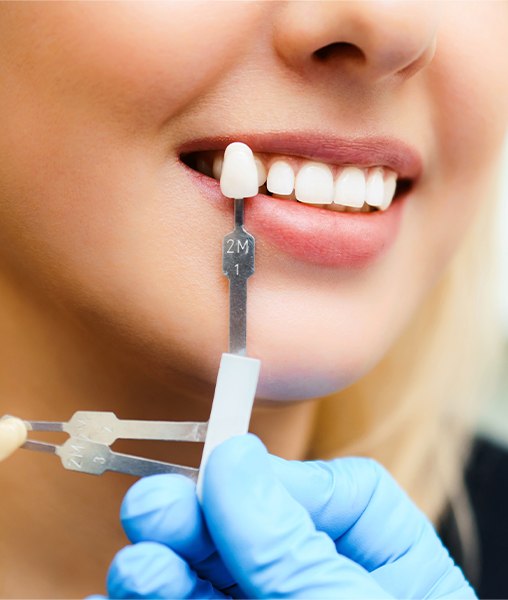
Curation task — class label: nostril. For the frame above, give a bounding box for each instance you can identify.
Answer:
[313,41,365,63]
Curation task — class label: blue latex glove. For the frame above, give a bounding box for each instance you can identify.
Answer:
[101,434,476,599]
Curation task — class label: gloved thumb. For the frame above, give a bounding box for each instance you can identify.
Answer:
[201,434,391,599]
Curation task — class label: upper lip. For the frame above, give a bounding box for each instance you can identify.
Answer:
[178,131,423,181]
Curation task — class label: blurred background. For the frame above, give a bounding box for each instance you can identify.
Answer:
[478,134,508,445]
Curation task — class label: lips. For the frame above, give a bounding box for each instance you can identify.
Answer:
[178,133,422,268]
[179,132,423,181]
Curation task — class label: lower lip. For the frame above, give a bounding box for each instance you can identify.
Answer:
[185,167,408,268]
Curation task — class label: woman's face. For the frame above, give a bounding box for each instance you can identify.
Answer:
[0,2,506,401]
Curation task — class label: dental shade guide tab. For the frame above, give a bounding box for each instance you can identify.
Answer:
[25,412,207,444]
[219,142,259,199]
[20,413,204,478]
[196,142,261,498]
[23,436,199,480]
[220,142,258,355]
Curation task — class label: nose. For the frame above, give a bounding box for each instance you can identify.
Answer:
[273,1,438,85]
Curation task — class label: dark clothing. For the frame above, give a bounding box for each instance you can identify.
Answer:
[439,437,508,599]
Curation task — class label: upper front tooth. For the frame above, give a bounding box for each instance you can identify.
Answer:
[267,160,295,195]
[295,162,334,204]
[220,142,259,199]
[254,155,267,186]
[365,167,384,207]
[380,171,397,211]
[334,167,366,208]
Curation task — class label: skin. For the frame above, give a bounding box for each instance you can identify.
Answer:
[0,1,507,597]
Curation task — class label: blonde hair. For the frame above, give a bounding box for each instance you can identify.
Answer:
[309,155,507,583]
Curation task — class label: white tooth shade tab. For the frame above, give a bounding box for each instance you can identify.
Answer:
[267,160,295,195]
[295,162,334,204]
[220,142,259,199]
[334,167,366,208]
[365,167,385,207]
[380,172,397,211]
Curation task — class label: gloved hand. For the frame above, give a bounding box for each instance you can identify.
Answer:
[99,434,476,599]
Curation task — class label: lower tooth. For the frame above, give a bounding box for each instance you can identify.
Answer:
[272,192,296,202]
[328,203,367,213]
[264,190,374,213]
[298,201,325,207]
[327,203,348,212]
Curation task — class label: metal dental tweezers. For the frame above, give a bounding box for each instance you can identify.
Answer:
[21,411,207,481]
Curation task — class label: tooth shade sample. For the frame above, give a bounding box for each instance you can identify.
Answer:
[365,167,385,207]
[380,172,397,211]
[267,160,295,195]
[254,156,267,186]
[220,142,259,198]
[334,167,366,208]
[0,417,27,462]
[212,155,223,180]
[295,162,334,204]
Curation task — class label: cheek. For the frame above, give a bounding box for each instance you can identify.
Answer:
[0,2,267,128]
[0,1,269,392]
[429,4,508,181]
[0,139,231,384]
[404,4,508,284]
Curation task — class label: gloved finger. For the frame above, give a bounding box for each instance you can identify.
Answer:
[370,539,475,599]
[120,474,238,592]
[202,434,391,599]
[107,541,229,599]
[269,454,474,598]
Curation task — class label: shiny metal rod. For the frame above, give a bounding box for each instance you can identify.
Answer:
[222,197,255,355]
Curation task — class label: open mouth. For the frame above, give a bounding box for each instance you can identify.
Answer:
[178,134,421,267]
[181,149,414,213]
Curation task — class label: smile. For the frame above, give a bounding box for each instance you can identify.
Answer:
[185,152,408,213]
[179,132,422,268]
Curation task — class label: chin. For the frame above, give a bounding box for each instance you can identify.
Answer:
[252,350,372,402]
